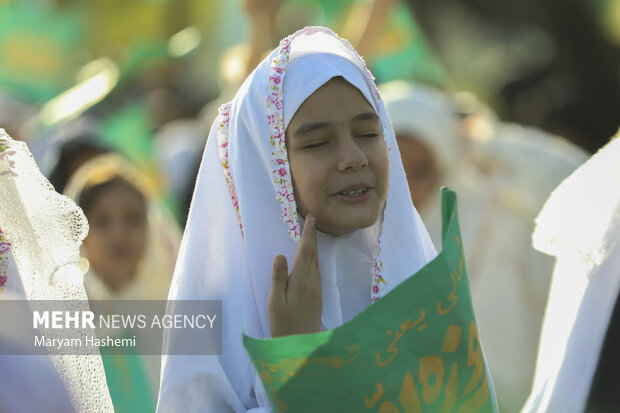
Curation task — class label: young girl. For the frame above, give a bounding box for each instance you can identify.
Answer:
[157,27,436,412]
[64,154,180,303]
[64,153,181,413]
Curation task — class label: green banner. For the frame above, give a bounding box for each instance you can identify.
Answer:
[243,188,496,413]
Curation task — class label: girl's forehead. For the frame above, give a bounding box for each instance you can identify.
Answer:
[288,77,377,125]
[81,178,145,211]
[281,53,378,129]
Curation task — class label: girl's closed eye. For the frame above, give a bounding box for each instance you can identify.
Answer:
[91,215,110,230]
[352,122,381,139]
[302,139,331,149]
[125,211,146,227]
[355,132,379,138]
[302,141,329,149]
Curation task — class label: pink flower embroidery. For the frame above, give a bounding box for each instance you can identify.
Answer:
[0,242,10,253]
[216,102,243,236]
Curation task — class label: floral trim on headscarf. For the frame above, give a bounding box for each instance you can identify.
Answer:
[0,131,18,177]
[264,26,388,302]
[371,236,386,303]
[216,102,243,235]
[0,227,12,291]
[266,34,299,241]
[0,131,16,292]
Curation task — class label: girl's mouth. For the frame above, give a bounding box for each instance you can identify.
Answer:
[340,188,368,197]
[334,186,373,202]
[110,245,133,259]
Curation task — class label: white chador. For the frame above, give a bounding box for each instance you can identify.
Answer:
[157,27,436,412]
[522,136,620,412]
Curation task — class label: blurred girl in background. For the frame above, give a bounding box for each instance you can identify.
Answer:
[64,153,181,413]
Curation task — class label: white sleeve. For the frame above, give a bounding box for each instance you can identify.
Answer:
[156,121,275,413]
[157,354,273,413]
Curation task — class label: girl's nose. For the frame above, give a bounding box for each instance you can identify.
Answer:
[110,220,129,239]
[336,136,368,172]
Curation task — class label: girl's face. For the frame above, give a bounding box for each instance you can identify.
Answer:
[396,134,440,211]
[82,183,147,292]
[286,77,389,236]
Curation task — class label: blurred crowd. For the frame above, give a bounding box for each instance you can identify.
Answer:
[0,0,619,412]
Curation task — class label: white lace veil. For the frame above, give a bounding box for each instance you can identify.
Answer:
[0,129,114,412]
[157,27,436,412]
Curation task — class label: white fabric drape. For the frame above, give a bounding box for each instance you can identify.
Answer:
[522,136,620,413]
[0,129,114,413]
[157,27,436,413]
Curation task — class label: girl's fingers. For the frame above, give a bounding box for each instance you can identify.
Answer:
[295,215,318,270]
[269,255,288,305]
[268,217,323,337]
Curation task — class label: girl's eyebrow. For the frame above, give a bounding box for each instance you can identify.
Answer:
[293,121,330,137]
[293,111,379,138]
[351,111,379,122]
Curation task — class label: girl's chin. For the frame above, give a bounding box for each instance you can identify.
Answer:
[316,217,378,237]
[98,270,137,286]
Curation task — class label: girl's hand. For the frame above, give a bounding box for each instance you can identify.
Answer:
[268,215,322,337]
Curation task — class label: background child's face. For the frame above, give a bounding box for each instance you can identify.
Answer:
[286,77,389,236]
[82,183,147,292]
[396,134,440,211]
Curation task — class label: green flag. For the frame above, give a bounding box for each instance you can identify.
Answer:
[243,188,496,413]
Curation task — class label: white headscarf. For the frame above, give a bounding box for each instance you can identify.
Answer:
[380,80,462,171]
[157,27,436,413]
